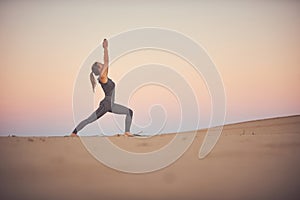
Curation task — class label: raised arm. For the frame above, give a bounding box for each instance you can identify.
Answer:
[100,39,109,82]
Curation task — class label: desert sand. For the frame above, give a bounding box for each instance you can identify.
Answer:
[0,115,299,200]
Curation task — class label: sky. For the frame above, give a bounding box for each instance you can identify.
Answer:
[0,0,299,136]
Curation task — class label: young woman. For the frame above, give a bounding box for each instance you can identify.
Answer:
[70,39,133,137]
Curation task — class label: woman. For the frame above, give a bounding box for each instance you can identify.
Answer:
[70,39,133,137]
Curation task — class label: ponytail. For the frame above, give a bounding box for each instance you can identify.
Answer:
[90,72,96,92]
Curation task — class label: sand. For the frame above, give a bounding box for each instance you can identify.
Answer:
[0,115,299,200]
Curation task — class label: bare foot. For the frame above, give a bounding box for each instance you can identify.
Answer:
[70,133,79,137]
[124,132,134,137]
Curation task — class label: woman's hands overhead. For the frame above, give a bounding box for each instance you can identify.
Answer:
[102,39,108,48]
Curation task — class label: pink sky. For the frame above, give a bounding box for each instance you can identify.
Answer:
[0,1,299,136]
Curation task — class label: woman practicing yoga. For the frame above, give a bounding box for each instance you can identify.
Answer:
[70,39,133,137]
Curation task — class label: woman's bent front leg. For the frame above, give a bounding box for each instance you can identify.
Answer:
[111,103,133,133]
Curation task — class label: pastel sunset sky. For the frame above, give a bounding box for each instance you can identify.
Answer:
[0,0,299,136]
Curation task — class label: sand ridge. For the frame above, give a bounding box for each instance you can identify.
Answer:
[0,115,299,200]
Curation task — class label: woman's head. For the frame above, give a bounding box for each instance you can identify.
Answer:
[90,62,103,92]
[91,62,103,76]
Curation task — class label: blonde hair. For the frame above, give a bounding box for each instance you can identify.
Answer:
[90,72,96,92]
[90,62,101,92]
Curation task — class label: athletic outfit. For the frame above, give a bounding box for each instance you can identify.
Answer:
[73,78,133,134]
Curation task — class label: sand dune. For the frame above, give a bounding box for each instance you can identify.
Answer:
[0,115,300,200]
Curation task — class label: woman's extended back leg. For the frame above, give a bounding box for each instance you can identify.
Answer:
[72,103,108,134]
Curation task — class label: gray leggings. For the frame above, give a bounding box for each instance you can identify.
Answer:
[73,99,133,134]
